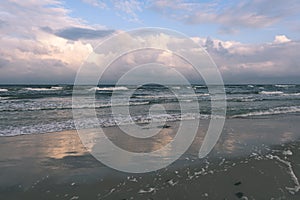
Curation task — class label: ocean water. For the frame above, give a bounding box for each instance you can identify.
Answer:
[0,84,300,136]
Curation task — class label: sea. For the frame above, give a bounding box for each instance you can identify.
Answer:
[0,84,300,136]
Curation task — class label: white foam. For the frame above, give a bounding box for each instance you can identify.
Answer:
[138,187,156,194]
[283,150,293,156]
[194,85,206,88]
[25,87,62,91]
[50,86,63,90]
[260,91,284,95]
[233,106,300,118]
[98,101,149,108]
[267,154,300,194]
[226,96,256,102]
[129,101,149,106]
[167,179,178,186]
[275,84,295,88]
[0,112,207,136]
[88,86,128,91]
[135,93,209,99]
[0,88,8,92]
[282,93,300,96]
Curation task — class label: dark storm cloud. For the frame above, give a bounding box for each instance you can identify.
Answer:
[54,27,115,40]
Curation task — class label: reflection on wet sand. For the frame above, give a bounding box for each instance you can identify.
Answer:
[77,124,179,172]
[37,130,87,159]
[1,115,300,199]
[79,123,177,153]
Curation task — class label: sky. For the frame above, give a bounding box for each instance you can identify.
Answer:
[0,0,300,84]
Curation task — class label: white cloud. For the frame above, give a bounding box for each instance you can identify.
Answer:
[81,0,106,8]
[197,36,300,83]
[150,0,300,33]
[0,0,111,83]
[274,35,291,44]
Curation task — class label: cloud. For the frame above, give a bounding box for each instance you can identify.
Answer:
[194,36,300,83]
[274,35,291,44]
[1,0,299,84]
[150,0,300,33]
[111,0,143,22]
[0,58,9,68]
[81,0,145,22]
[81,0,106,8]
[44,26,299,85]
[0,0,101,83]
[54,27,114,40]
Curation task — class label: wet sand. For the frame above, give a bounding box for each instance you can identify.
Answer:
[1,114,300,199]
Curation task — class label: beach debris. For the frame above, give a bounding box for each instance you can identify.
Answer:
[157,125,171,129]
[234,181,242,186]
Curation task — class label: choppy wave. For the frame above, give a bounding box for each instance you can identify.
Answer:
[0,88,8,92]
[275,84,295,88]
[135,93,209,99]
[88,86,129,91]
[50,86,63,90]
[282,93,300,96]
[259,91,300,96]
[194,86,206,89]
[226,96,256,102]
[24,86,63,91]
[260,91,284,95]
[0,100,150,112]
[233,106,300,118]
[0,120,75,137]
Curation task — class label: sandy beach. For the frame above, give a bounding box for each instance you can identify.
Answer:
[2,0,300,198]
[1,114,300,199]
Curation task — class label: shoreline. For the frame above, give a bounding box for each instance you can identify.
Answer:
[1,112,300,137]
